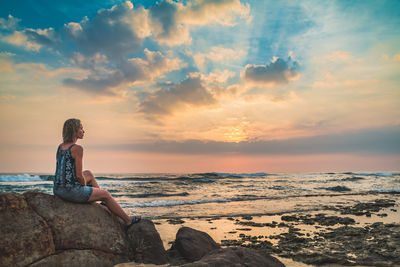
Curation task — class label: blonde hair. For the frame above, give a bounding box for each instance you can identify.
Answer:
[62,118,81,143]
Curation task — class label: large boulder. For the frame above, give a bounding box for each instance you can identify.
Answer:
[182,247,285,267]
[24,191,129,254]
[0,192,166,267]
[0,192,55,267]
[29,249,128,267]
[127,219,169,265]
[168,227,220,262]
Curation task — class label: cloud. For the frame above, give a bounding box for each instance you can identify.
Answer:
[242,57,300,85]
[3,27,60,51]
[63,49,182,95]
[178,0,251,26]
[0,14,20,30]
[138,74,217,119]
[4,31,41,51]
[64,1,144,57]
[23,28,60,48]
[193,46,247,69]
[95,126,400,155]
[149,0,251,46]
[63,0,251,52]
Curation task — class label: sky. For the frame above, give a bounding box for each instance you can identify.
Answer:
[0,0,399,173]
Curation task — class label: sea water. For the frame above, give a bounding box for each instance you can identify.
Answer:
[1,172,399,220]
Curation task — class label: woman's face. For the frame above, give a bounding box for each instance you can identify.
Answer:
[76,124,85,139]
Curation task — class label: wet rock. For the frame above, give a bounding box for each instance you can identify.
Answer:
[324,186,352,192]
[339,199,396,216]
[281,213,355,226]
[236,220,272,227]
[127,219,169,265]
[182,247,285,267]
[278,222,288,227]
[167,218,185,225]
[281,215,299,222]
[168,227,220,262]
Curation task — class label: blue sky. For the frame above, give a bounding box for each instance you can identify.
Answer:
[0,0,399,172]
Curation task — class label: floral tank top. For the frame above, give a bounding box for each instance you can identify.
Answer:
[54,144,81,188]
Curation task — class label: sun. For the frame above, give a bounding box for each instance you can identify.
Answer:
[223,127,248,143]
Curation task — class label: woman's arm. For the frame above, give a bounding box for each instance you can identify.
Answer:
[72,145,86,186]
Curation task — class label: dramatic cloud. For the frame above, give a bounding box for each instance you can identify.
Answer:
[63,49,182,94]
[63,0,250,55]
[138,74,217,118]
[64,2,144,58]
[242,57,300,85]
[149,0,251,46]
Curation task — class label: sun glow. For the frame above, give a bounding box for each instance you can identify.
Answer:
[223,127,248,143]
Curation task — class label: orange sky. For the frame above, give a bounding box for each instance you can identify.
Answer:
[0,0,399,173]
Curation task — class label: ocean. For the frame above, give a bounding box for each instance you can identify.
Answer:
[1,171,399,219]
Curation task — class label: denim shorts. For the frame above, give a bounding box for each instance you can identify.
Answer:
[53,185,93,203]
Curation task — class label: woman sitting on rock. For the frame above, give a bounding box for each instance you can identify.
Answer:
[53,118,140,227]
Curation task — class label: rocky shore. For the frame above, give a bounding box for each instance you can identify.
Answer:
[0,191,284,266]
[218,197,400,266]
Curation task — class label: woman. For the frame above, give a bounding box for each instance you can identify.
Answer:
[53,118,140,227]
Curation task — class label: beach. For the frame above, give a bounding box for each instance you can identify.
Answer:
[0,172,399,266]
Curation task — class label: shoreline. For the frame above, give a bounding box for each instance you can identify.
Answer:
[153,194,400,266]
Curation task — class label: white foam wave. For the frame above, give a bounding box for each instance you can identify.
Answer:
[0,174,42,182]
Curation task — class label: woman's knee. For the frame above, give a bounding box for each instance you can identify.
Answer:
[83,170,94,179]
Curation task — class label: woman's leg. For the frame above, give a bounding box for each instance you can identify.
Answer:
[83,170,99,188]
[88,187,134,225]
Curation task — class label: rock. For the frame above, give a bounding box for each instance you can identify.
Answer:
[168,227,220,262]
[24,191,129,254]
[0,192,167,267]
[182,247,285,267]
[30,249,128,267]
[127,219,168,265]
[0,192,55,267]
[1,191,286,267]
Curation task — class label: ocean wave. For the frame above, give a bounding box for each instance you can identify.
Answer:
[115,192,189,198]
[121,198,232,208]
[121,191,373,208]
[0,174,43,182]
[96,176,216,183]
[212,172,268,177]
[345,172,399,177]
